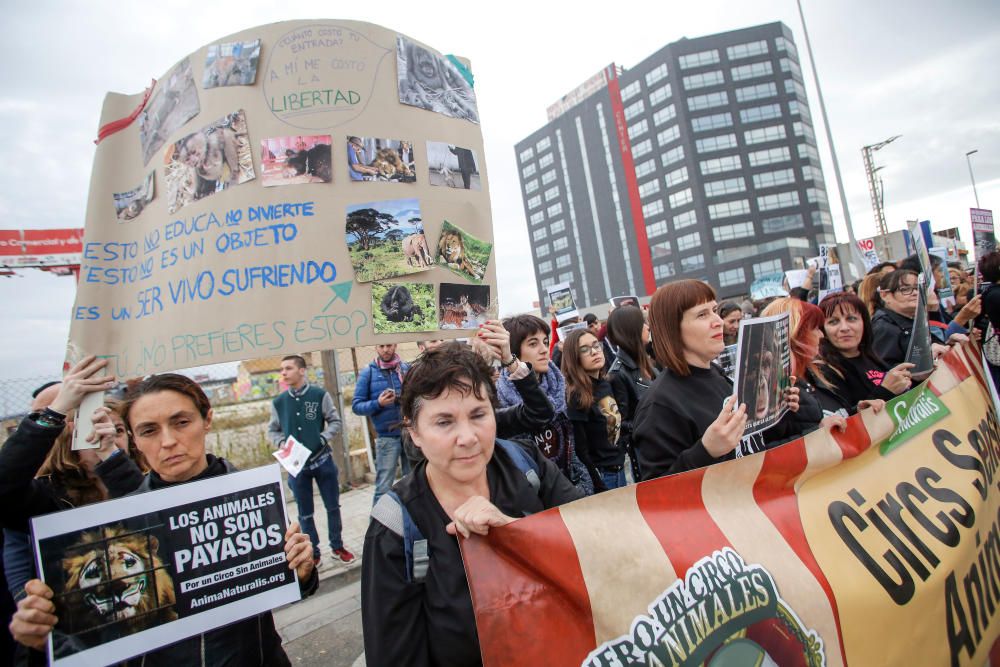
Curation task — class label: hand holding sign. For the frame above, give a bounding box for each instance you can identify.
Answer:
[702,396,747,458]
[9,579,55,651]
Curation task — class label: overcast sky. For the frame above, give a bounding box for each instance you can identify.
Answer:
[1,0,997,380]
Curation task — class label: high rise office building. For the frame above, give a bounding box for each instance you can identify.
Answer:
[515,22,836,309]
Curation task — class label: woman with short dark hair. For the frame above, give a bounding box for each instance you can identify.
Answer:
[362,343,582,666]
[11,372,317,664]
[631,280,804,481]
[871,269,950,367]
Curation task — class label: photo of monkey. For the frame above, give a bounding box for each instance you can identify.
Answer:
[138,58,200,165]
[163,109,255,214]
[732,313,791,438]
[113,172,155,222]
[396,36,479,124]
[426,141,480,190]
[372,281,436,334]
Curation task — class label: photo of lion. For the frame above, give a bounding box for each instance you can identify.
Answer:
[56,525,177,638]
[435,220,491,284]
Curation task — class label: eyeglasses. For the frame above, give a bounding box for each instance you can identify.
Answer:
[578,343,603,356]
[893,285,919,296]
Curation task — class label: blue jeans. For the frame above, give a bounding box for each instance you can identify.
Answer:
[374,435,411,505]
[287,449,343,557]
[599,468,627,492]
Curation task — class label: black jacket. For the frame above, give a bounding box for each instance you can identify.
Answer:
[632,364,820,481]
[0,416,144,532]
[608,349,657,442]
[809,355,896,416]
[362,440,582,667]
[124,455,318,666]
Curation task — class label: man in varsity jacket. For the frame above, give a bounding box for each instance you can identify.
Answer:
[268,354,355,565]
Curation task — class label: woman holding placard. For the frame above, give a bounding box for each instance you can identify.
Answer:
[631,280,806,481]
[814,292,914,416]
[10,373,318,664]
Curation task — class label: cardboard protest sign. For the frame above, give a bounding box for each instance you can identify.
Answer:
[732,313,791,439]
[971,208,995,289]
[817,243,842,301]
[461,343,1000,667]
[547,282,578,322]
[784,268,809,290]
[67,20,495,378]
[748,272,788,300]
[31,465,298,666]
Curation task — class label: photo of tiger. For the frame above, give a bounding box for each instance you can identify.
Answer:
[435,220,491,284]
[56,525,177,639]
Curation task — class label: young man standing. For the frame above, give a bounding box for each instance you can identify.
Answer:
[268,355,354,565]
[352,344,410,505]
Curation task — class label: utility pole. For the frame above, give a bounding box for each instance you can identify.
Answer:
[862,135,901,262]
[966,149,981,208]
[321,349,353,488]
[796,0,866,279]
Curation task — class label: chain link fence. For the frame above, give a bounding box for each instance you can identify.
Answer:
[1,342,427,481]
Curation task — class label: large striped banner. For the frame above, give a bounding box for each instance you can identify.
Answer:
[462,343,1000,666]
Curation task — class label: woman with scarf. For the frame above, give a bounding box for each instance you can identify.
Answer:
[498,315,595,495]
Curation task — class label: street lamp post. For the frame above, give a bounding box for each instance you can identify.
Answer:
[966,149,981,208]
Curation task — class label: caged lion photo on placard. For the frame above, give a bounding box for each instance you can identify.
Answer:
[39,522,178,659]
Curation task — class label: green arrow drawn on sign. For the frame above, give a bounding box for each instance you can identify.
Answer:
[321,281,353,313]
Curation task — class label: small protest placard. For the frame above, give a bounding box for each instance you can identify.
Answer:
[557,321,588,342]
[547,282,578,322]
[905,280,935,379]
[732,313,792,439]
[31,465,299,666]
[272,435,312,477]
[610,295,641,309]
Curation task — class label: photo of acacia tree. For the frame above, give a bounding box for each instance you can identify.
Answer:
[345,198,432,283]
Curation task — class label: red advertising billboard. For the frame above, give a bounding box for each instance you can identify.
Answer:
[0,228,84,268]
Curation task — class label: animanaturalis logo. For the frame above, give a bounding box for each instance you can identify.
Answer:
[581,548,824,667]
[881,383,949,456]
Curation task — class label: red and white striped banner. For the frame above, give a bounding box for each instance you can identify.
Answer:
[462,343,1000,666]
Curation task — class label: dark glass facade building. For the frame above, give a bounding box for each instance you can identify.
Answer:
[515,22,836,307]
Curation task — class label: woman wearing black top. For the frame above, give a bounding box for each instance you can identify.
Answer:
[562,329,625,490]
[978,252,1000,389]
[606,305,657,481]
[362,344,582,666]
[816,292,914,416]
[871,269,950,367]
[631,280,804,481]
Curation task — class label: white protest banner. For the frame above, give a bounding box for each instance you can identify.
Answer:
[272,434,312,477]
[547,282,578,322]
[31,465,298,667]
[67,20,495,377]
[749,272,788,300]
[732,312,791,440]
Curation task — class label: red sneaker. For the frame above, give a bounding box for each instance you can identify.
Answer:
[332,547,356,564]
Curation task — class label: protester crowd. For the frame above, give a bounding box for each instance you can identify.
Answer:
[0,251,995,666]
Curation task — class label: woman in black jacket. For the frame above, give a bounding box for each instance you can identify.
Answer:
[816,291,914,416]
[871,269,950,367]
[10,373,317,665]
[631,280,806,481]
[362,344,582,666]
[606,305,657,481]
